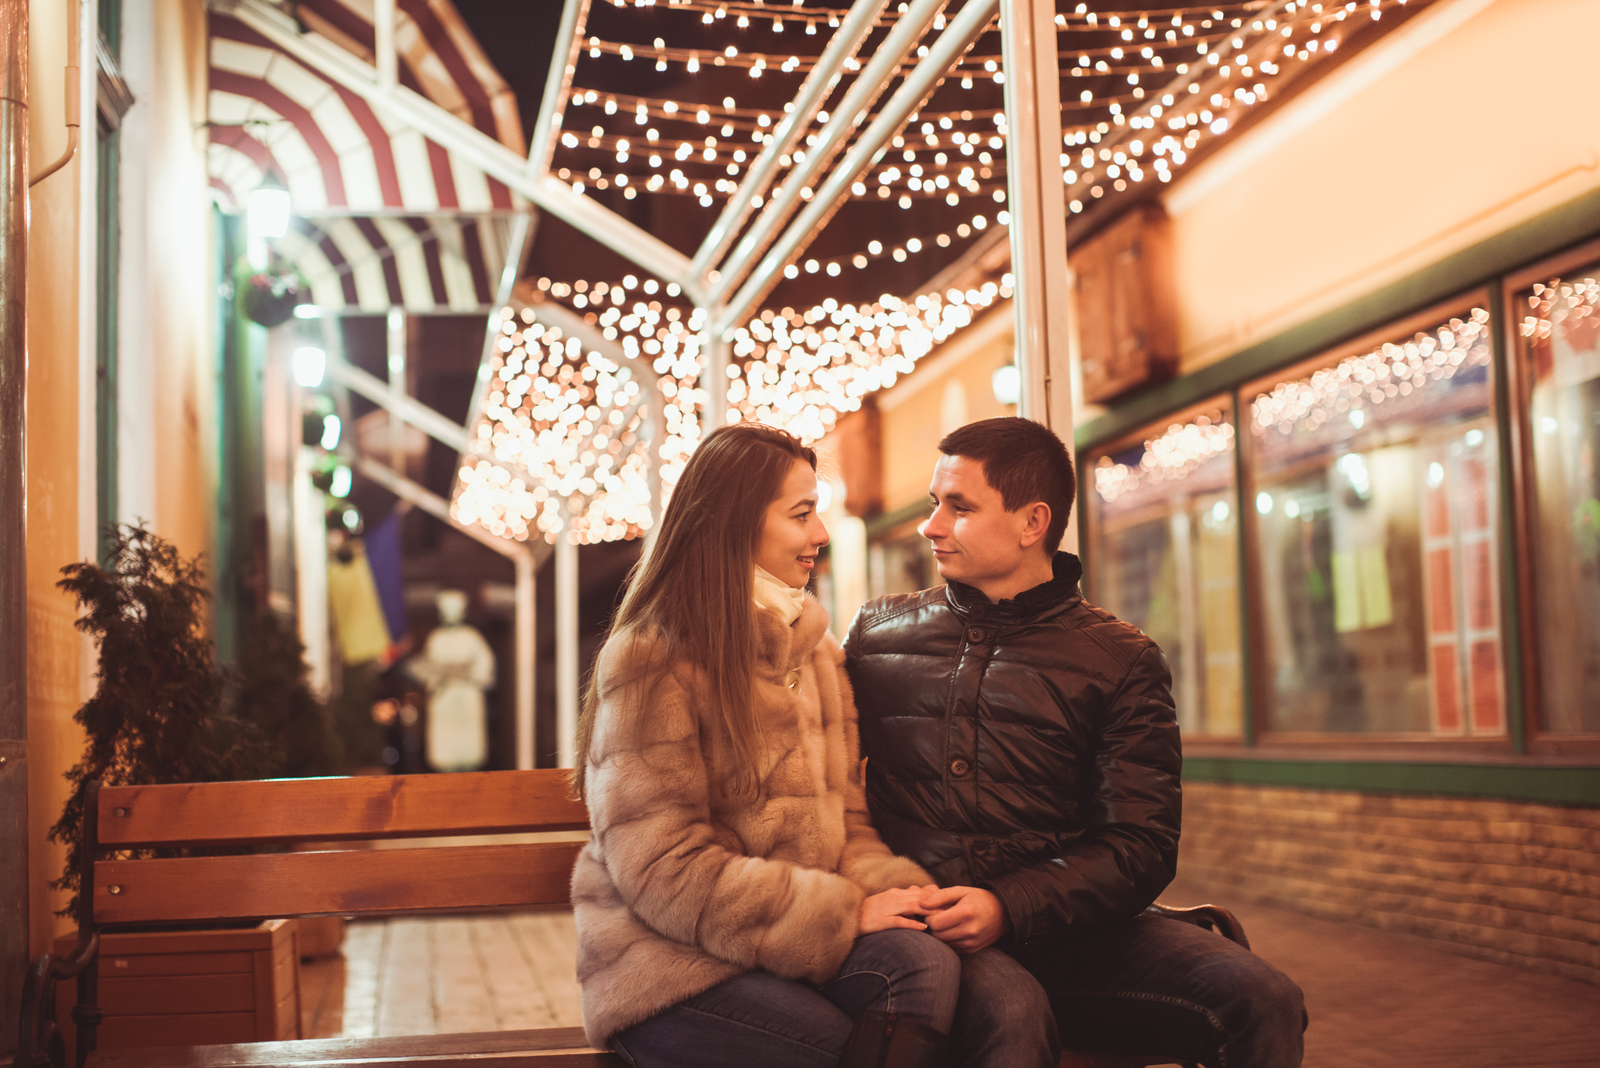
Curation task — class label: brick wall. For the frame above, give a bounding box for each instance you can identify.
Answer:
[1174,782,1600,984]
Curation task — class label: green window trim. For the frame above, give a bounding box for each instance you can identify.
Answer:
[1184,756,1600,807]
[1071,182,1600,800]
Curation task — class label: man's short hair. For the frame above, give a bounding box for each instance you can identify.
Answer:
[938,417,1077,553]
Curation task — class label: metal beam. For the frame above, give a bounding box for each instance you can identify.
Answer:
[706,0,949,305]
[227,0,702,299]
[348,454,543,771]
[1001,0,1073,438]
[690,0,890,282]
[327,356,472,452]
[0,0,26,1051]
[527,0,588,179]
[715,0,999,334]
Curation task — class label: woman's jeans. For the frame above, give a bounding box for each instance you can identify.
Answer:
[951,914,1307,1068]
[611,929,961,1068]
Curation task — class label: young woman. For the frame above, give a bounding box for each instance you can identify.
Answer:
[571,423,958,1068]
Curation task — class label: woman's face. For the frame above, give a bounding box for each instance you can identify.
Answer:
[755,459,830,588]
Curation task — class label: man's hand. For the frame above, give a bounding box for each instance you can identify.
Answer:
[858,886,933,935]
[919,885,1008,953]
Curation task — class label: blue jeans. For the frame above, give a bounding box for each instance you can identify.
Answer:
[611,929,961,1068]
[952,914,1306,1068]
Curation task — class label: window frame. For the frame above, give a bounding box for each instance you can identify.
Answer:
[1080,395,1246,743]
[1501,236,1600,755]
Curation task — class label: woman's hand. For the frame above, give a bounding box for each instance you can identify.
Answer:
[858,886,931,935]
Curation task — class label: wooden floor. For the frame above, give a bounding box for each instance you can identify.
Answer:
[299,909,583,1039]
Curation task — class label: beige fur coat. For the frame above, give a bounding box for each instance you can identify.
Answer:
[571,595,932,1046]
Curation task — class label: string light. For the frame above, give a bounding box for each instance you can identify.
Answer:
[1094,409,1235,504]
[1250,309,1492,438]
[458,0,1430,542]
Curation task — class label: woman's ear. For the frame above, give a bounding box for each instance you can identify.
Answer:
[1017,501,1053,550]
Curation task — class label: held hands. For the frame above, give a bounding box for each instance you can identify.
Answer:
[858,886,935,934]
[917,885,1008,953]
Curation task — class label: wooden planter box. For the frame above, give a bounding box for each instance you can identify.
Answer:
[54,919,302,1053]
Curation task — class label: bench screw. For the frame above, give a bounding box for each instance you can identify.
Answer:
[114,807,129,817]
[107,885,122,895]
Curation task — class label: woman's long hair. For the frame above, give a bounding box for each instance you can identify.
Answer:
[573,423,817,798]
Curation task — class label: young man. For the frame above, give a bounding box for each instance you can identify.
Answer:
[844,417,1304,1068]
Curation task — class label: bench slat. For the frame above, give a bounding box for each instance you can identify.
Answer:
[99,771,588,848]
[93,842,586,925]
[85,1027,624,1068]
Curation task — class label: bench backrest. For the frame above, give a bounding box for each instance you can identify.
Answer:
[89,770,589,927]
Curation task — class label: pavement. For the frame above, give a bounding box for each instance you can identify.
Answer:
[1160,877,1600,1068]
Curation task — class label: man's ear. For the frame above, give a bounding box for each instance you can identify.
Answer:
[1017,502,1052,550]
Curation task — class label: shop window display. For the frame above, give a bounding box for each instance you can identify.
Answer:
[1516,269,1600,734]
[1088,403,1242,737]
[1247,308,1503,736]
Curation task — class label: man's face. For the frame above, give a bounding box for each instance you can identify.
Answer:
[920,454,1042,597]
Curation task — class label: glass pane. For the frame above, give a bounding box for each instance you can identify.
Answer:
[1089,403,1242,737]
[1517,271,1600,733]
[1248,308,1504,735]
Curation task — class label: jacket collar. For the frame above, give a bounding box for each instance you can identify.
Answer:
[944,552,1084,623]
[754,594,829,677]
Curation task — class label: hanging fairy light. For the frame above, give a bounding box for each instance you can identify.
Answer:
[1094,410,1235,504]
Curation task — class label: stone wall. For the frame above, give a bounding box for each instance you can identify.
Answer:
[1175,782,1600,984]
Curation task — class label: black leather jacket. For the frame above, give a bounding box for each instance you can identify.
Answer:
[843,552,1181,953]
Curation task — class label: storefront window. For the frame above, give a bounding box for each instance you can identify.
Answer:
[1516,269,1600,734]
[1247,307,1503,736]
[868,527,938,599]
[1088,403,1242,738]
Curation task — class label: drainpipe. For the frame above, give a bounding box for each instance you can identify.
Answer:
[0,0,27,1055]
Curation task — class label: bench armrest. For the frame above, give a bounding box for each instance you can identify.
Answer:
[15,933,99,1068]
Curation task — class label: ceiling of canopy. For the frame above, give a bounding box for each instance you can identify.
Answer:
[478,0,1439,311]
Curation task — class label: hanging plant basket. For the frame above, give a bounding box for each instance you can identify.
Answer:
[237,256,308,327]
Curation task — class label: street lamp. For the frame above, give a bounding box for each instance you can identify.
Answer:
[247,172,291,268]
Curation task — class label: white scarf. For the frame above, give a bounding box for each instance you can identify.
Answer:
[753,566,806,627]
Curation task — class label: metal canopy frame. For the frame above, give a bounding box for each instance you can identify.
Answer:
[224,0,1073,768]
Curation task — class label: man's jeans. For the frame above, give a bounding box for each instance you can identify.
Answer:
[953,914,1307,1068]
[611,929,961,1068]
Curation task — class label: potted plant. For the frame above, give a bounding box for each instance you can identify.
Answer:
[235,255,308,327]
[40,525,335,1055]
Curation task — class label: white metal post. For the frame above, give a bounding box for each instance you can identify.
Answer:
[514,551,536,770]
[555,528,579,768]
[386,307,405,473]
[374,0,397,90]
[1000,0,1074,438]
[699,325,729,431]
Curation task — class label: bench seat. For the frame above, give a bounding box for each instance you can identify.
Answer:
[84,1027,623,1068]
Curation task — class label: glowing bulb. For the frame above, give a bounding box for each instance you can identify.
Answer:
[320,414,341,451]
[331,466,353,499]
[1256,491,1273,514]
[293,347,326,389]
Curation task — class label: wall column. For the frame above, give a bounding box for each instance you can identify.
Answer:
[0,0,26,1051]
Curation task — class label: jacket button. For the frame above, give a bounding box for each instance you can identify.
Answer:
[949,758,970,776]
[966,626,987,644]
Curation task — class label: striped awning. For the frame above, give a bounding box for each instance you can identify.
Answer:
[279,213,513,314]
[207,0,525,215]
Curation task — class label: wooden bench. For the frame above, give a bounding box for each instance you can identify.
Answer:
[17,769,1249,1068]
[18,770,621,1068]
